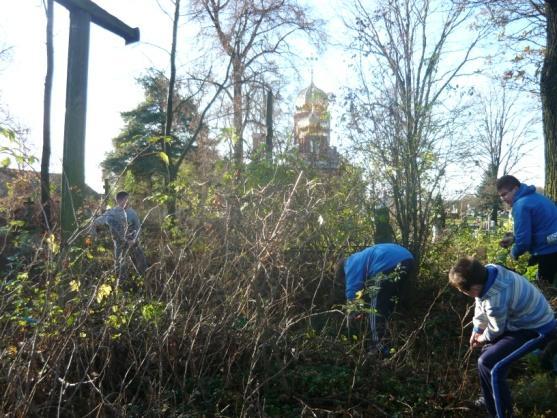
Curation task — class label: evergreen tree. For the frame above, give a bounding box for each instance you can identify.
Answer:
[102,69,199,189]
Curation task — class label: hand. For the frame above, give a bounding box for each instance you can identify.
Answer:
[348,312,364,322]
[499,232,514,249]
[469,332,484,349]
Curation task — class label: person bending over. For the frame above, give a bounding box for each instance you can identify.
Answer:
[336,243,415,356]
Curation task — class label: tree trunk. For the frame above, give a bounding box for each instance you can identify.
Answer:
[490,202,498,226]
[164,0,180,217]
[233,59,243,175]
[542,0,557,200]
[41,0,54,231]
[265,89,273,161]
[167,166,177,217]
[489,167,499,226]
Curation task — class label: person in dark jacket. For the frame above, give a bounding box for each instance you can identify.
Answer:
[335,243,416,356]
[496,175,557,284]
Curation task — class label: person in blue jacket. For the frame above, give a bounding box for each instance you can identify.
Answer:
[335,243,415,355]
[496,175,557,284]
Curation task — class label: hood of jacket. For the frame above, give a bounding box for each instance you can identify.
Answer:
[513,183,536,204]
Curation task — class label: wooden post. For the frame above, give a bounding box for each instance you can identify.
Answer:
[61,8,90,238]
[54,0,139,242]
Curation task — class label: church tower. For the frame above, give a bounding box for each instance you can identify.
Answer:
[294,81,339,171]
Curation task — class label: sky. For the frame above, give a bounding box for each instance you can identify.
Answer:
[0,0,347,193]
[0,0,546,196]
[1,1,167,192]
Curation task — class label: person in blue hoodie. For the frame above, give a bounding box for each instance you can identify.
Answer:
[496,175,557,284]
[449,256,556,418]
[335,244,415,355]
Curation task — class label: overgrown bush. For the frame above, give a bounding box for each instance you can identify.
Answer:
[1,165,556,417]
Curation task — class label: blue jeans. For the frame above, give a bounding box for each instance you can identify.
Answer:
[478,329,555,417]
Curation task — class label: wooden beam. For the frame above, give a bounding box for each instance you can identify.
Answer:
[61,8,90,239]
[54,0,139,44]
[54,0,139,240]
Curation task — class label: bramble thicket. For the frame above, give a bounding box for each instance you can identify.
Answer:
[2,0,557,416]
[1,147,557,416]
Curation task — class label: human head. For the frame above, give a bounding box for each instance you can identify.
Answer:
[115,191,129,208]
[335,257,346,285]
[496,175,520,206]
[448,256,487,296]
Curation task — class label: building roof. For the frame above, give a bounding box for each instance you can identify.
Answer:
[0,167,100,198]
[295,81,329,110]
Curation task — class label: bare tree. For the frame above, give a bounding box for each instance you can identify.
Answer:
[472,84,537,224]
[41,0,54,230]
[471,0,557,200]
[189,0,323,175]
[162,0,181,216]
[147,0,229,216]
[345,0,486,261]
[479,0,546,88]
[543,0,557,200]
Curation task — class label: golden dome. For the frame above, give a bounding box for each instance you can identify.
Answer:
[295,82,328,110]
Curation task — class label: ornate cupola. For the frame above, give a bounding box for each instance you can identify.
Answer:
[294,81,339,171]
